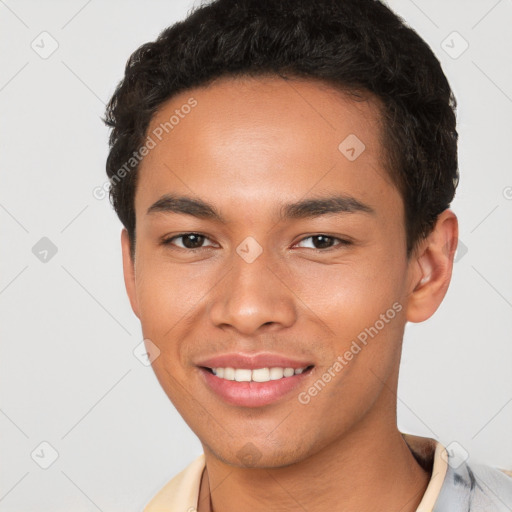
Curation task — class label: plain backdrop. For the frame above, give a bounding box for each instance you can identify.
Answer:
[1,0,511,510]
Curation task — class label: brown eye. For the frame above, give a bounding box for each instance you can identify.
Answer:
[162,233,215,250]
[295,235,351,250]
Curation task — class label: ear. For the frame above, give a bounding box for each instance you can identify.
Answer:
[405,209,458,323]
[121,229,140,319]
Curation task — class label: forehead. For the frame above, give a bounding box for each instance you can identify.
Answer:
[136,75,399,219]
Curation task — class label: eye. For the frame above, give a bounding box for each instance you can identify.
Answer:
[295,235,352,250]
[161,233,216,250]
[161,233,352,252]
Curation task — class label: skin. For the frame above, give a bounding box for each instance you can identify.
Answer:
[121,75,458,512]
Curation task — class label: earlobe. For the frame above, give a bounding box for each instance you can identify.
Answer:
[406,209,458,323]
[121,229,140,319]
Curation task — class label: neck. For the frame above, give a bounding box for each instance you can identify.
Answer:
[198,420,431,512]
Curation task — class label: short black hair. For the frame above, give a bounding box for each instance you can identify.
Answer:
[104,0,459,258]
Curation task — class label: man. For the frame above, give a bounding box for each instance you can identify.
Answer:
[103,0,512,510]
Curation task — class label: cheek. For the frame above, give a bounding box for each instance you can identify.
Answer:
[286,253,405,335]
[133,255,222,379]
[134,256,206,331]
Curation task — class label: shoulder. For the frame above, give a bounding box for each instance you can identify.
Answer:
[144,454,205,512]
[435,456,512,512]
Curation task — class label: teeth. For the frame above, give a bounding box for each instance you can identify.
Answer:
[235,369,252,382]
[252,368,270,382]
[269,367,284,380]
[223,367,235,380]
[211,366,308,383]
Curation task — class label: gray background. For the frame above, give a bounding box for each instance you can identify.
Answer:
[1,0,511,510]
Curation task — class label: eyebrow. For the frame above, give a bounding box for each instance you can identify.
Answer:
[146,193,375,222]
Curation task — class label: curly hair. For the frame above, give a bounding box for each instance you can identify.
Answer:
[104,0,459,258]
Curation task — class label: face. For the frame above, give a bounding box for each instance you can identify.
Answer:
[122,75,425,468]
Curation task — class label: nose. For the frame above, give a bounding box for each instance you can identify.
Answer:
[208,248,297,336]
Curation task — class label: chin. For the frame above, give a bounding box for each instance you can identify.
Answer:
[206,439,313,470]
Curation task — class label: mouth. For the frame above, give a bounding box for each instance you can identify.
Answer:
[203,365,314,382]
[196,354,315,407]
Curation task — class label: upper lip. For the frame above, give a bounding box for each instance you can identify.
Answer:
[196,352,314,370]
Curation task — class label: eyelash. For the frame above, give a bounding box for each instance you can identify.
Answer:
[160,233,353,252]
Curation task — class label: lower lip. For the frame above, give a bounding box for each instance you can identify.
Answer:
[199,367,313,407]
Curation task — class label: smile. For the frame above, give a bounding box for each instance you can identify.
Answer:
[199,365,314,407]
[210,366,310,382]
